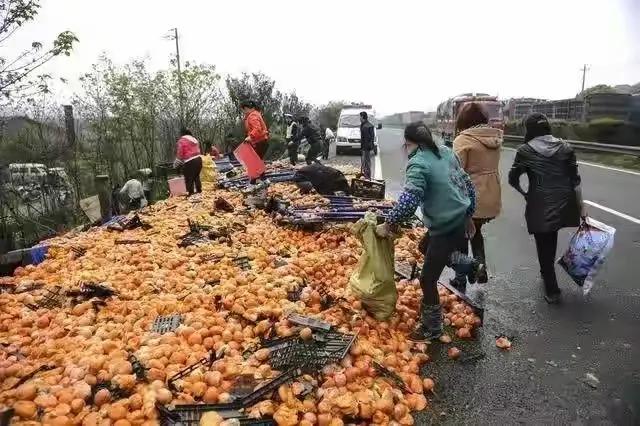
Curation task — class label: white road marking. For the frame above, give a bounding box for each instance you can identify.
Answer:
[502,147,640,177]
[575,161,640,177]
[374,151,383,180]
[584,200,640,225]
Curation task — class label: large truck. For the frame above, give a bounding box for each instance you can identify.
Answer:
[335,105,381,155]
[436,93,503,142]
[0,163,75,254]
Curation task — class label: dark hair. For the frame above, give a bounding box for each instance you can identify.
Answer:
[456,102,489,132]
[524,113,551,142]
[180,127,192,136]
[360,111,368,120]
[240,100,257,109]
[404,121,440,158]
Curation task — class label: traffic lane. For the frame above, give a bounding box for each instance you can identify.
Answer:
[487,153,640,422]
[377,127,405,197]
[423,153,640,424]
[375,129,640,423]
[500,148,640,295]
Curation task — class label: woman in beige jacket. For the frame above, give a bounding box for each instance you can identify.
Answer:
[452,102,502,286]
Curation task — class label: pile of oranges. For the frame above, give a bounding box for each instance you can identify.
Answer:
[0,181,481,426]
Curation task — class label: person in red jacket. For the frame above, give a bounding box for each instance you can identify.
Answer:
[174,128,202,195]
[241,100,270,159]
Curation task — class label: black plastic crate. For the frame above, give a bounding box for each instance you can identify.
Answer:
[25,286,65,310]
[268,339,317,371]
[313,331,357,363]
[167,351,217,392]
[372,361,411,393]
[128,353,147,382]
[267,331,356,371]
[350,178,385,200]
[67,282,117,301]
[115,239,151,245]
[394,262,421,280]
[10,364,55,389]
[152,314,182,334]
[287,314,331,331]
[233,256,251,271]
[158,402,274,426]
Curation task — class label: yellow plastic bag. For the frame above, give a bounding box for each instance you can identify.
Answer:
[200,155,217,183]
[348,212,397,320]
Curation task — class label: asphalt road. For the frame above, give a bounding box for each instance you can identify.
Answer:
[334,128,640,425]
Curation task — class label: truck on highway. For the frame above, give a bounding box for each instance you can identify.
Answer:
[335,105,381,155]
[436,93,504,143]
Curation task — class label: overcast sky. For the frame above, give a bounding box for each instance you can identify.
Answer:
[6,0,640,115]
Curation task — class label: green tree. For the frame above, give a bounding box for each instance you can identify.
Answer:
[0,0,77,101]
[225,72,283,127]
[578,84,617,99]
[281,92,312,117]
[313,101,346,131]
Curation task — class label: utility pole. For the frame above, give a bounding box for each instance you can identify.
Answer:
[172,28,185,128]
[580,64,590,94]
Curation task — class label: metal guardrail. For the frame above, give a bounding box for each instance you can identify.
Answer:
[503,135,640,157]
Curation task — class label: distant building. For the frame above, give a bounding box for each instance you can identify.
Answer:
[504,93,635,123]
[584,93,631,121]
[380,111,428,126]
[401,111,426,124]
[630,95,640,124]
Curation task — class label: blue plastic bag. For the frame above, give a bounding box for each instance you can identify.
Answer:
[558,217,615,294]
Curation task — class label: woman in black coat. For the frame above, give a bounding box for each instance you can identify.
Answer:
[508,113,585,304]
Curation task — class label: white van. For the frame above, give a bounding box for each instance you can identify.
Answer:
[335,106,381,155]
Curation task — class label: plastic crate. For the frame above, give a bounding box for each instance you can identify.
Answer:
[350,178,385,200]
[287,314,331,331]
[372,361,411,393]
[9,364,55,389]
[25,286,65,311]
[394,262,420,280]
[268,339,317,371]
[233,256,251,271]
[152,315,182,334]
[158,403,274,426]
[167,351,217,392]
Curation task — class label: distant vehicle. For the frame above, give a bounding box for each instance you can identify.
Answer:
[335,105,381,155]
[8,163,48,186]
[436,93,503,140]
[1,163,75,207]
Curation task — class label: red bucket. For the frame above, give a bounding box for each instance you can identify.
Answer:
[233,143,266,179]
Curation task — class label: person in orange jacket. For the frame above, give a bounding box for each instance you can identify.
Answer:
[241,100,270,159]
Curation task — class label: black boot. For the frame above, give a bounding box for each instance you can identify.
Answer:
[409,303,443,342]
[476,263,488,284]
[449,276,467,293]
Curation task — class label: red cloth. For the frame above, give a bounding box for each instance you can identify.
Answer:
[176,135,201,162]
[243,109,269,146]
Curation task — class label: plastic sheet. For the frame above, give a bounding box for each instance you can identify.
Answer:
[558,217,616,294]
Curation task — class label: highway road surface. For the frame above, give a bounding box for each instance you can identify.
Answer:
[333,127,640,425]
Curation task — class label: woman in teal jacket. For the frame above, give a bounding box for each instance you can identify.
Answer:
[378,122,477,341]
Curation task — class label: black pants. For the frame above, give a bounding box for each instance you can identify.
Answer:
[306,143,322,165]
[420,225,467,305]
[534,231,560,295]
[183,157,202,195]
[322,140,330,159]
[460,218,489,264]
[287,141,299,165]
[254,141,269,160]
